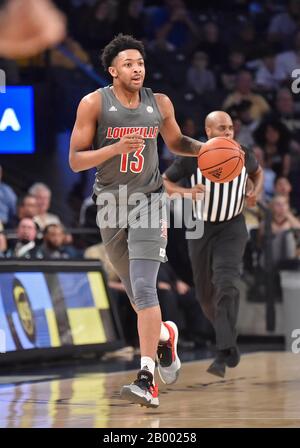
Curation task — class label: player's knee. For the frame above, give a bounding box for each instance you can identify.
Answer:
[131,276,159,311]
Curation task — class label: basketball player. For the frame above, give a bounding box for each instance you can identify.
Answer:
[0,0,66,58]
[163,111,263,377]
[69,35,202,408]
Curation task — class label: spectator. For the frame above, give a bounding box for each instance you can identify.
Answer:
[268,0,300,49]
[9,194,38,228]
[261,194,300,265]
[79,0,117,59]
[237,21,261,61]
[186,51,216,95]
[5,218,38,258]
[36,224,79,259]
[254,119,292,177]
[115,0,146,41]
[258,194,300,300]
[255,47,286,92]
[267,89,300,193]
[272,88,300,139]
[197,21,227,69]
[252,145,276,201]
[223,70,270,121]
[274,176,293,205]
[275,30,300,81]
[220,47,246,91]
[0,164,17,227]
[29,182,61,230]
[273,176,300,218]
[227,100,257,147]
[147,0,199,51]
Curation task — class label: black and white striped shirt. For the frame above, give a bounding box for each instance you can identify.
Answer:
[164,146,258,223]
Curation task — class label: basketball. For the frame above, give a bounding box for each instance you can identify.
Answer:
[198,137,245,183]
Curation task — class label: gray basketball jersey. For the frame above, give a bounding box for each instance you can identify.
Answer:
[93,86,163,200]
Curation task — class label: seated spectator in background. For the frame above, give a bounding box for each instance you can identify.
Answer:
[252,145,276,201]
[186,51,216,95]
[223,70,270,121]
[148,0,199,52]
[273,176,300,218]
[115,0,146,40]
[5,218,38,258]
[10,194,38,228]
[260,194,300,267]
[197,21,227,70]
[84,243,138,348]
[79,0,117,63]
[275,30,300,82]
[36,224,80,259]
[255,47,286,92]
[266,89,300,190]
[29,182,61,231]
[258,194,300,300]
[0,220,7,256]
[271,88,300,139]
[274,176,293,205]
[237,21,261,61]
[254,119,292,177]
[268,0,300,50]
[220,47,246,92]
[147,27,176,52]
[0,164,17,228]
[227,100,258,148]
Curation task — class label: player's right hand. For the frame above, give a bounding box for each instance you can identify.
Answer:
[115,133,145,155]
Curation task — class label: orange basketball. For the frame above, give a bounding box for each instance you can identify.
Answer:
[198,137,245,183]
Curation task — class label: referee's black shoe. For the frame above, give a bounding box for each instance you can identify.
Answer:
[207,358,226,378]
[225,346,240,368]
[207,346,240,377]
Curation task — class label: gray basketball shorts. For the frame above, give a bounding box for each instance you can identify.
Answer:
[97,190,168,278]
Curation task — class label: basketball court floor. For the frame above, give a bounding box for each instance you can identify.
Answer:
[0,351,300,428]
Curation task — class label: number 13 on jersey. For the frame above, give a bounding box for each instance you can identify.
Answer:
[120,145,145,174]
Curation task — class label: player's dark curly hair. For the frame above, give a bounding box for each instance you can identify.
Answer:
[101,34,145,71]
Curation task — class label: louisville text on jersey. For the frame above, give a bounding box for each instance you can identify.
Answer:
[106,126,159,139]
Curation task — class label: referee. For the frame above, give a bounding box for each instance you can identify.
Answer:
[163,111,263,377]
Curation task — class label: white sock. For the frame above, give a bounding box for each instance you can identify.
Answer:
[141,356,155,377]
[159,322,170,343]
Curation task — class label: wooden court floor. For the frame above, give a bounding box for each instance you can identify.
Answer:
[0,352,300,428]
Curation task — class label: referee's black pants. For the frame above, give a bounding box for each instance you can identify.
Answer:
[188,213,248,350]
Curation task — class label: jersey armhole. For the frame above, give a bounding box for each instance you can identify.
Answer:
[96,88,103,125]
